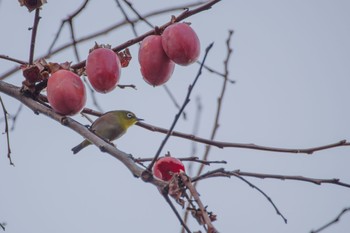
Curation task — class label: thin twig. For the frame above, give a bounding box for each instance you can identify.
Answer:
[117,84,137,89]
[122,0,154,28]
[197,61,235,83]
[147,43,214,172]
[0,55,27,65]
[191,169,350,189]
[310,207,350,233]
[47,0,89,54]
[68,20,81,62]
[29,8,41,65]
[196,30,233,178]
[10,104,23,131]
[135,156,226,165]
[179,173,218,232]
[0,96,14,166]
[0,222,5,231]
[162,192,192,233]
[136,122,350,155]
[190,168,289,223]
[232,173,288,223]
[188,96,202,174]
[163,84,187,120]
[231,170,350,188]
[82,77,103,112]
[116,0,138,37]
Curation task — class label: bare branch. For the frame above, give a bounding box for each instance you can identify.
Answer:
[232,170,350,188]
[47,0,89,54]
[310,207,350,233]
[10,104,23,131]
[180,173,218,232]
[122,0,155,28]
[28,8,41,64]
[137,122,350,155]
[116,0,139,37]
[81,107,350,156]
[163,84,187,120]
[196,30,234,177]
[146,43,214,172]
[0,96,14,166]
[135,156,226,165]
[81,106,350,156]
[68,20,81,62]
[0,222,5,231]
[191,169,350,189]
[162,191,192,233]
[0,55,27,65]
[231,173,288,224]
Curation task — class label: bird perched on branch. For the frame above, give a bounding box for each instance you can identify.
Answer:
[72,110,143,154]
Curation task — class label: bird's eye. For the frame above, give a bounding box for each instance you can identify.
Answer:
[126,112,133,119]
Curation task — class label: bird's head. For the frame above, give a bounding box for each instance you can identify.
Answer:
[117,110,143,129]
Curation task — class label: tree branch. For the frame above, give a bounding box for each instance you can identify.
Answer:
[191,169,350,189]
[136,121,350,155]
[0,96,13,166]
[70,0,221,70]
[0,80,166,188]
[310,207,350,233]
[196,30,234,178]
[0,1,207,80]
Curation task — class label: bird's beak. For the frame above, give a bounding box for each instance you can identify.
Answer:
[136,118,144,122]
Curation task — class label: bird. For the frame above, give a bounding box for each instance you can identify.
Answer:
[71,110,143,154]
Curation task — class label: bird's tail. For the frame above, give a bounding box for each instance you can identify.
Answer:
[71,140,90,154]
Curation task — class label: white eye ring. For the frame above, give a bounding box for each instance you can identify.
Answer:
[126,112,133,119]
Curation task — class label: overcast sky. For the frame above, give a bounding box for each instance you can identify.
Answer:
[1,1,350,233]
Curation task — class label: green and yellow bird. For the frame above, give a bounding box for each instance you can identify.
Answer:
[71,110,142,154]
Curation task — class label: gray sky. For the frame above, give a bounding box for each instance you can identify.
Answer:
[1,1,350,232]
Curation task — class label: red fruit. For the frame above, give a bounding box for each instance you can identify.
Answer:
[153,157,185,181]
[86,48,121,93]
[138,35,175,86]
[47,70,86,116]
[161,23,200,66]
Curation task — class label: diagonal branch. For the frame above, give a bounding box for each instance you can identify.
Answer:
[146,43,214,172]
[0,80,166,188]
[310,207,350,233]
[122,0,154,28]
[180,173,218,232]
[196,30,234,178]
[0,96,14,166]
[230,173,288,223]
[116,0,139,37]
[47,0,89,54]
[162,192,192,233]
